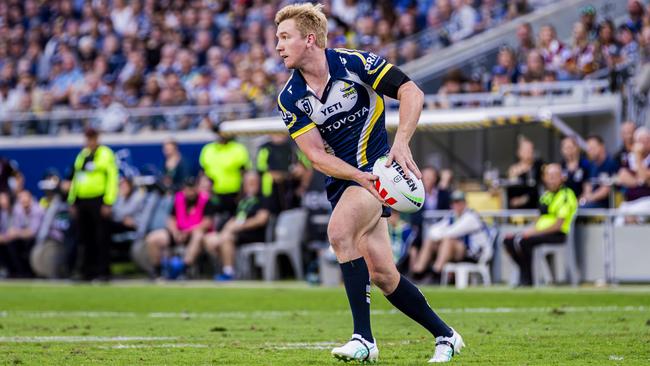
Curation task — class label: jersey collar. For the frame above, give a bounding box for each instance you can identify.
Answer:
[291,49,347,103]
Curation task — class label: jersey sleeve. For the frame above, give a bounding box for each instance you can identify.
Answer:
[277,92,315,140]
[336,49,408,98]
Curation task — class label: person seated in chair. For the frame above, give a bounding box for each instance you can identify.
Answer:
[110,176,146,237]
[503,163,577,286]
[410,190,490,280]
[145,176,216,279]
[203,171,271,281]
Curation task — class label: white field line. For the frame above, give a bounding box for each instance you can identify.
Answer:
[267,340,415,350]
[0,336,177,343]
[98,343,208,349]
[0,306,646,320]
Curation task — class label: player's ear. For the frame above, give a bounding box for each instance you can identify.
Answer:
[306,33,315,47]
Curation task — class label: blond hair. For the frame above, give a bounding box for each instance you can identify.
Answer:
[275,3,328,49]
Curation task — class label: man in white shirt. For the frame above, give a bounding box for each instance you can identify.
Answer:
[411,190,490,276]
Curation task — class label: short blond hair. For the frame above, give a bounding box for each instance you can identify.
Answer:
[275,3,328,49]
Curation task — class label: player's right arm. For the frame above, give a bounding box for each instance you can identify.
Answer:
[294,128,383,203]
[278,87,384,201]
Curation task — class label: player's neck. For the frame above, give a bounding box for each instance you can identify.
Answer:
[299,49,328,83]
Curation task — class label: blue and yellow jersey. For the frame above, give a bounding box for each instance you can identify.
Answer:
[277,48,396,170]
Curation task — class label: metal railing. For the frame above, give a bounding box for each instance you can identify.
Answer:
[0,103,260,136]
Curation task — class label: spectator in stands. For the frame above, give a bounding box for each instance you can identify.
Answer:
[615,121,638,168]
[436,69,466,108]
[203,171,271,281]
[537,24,570,76]
[110,176,146,236]
[199,123,251,217]
[560,136,590,199]
[506,136,544,209]
[515,22,536,70]
[565,22,597,78]
[503,163,577,286]
[4,190,43,278]
[581,135,618,208]
[595,19,623,70]
[411,190,491,280]
[625,0,645,35]
[579,5,598,42]
[145,176,216,279]
[616,127,650,224]
[0,156,23,197]
[68,127,118,281]
[618,24,640,66]
[507,0,532,20]
[495,46,520,84]
[388,210,416,275]
[161,138,192,192]
[476,0,508,33]
[520,49,545,84]
[447,0,478,43]
[0,192,12,277]
[256,133,312,214]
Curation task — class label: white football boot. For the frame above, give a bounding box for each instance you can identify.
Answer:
[428,328,464,363]
[331,334,378,363]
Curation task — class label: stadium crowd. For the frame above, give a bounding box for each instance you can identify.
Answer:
[435,2,650,104]
[0,0,551,135]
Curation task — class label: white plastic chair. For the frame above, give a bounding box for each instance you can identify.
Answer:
[532,219,579,286]
[237,208,308,281]
[441,227,497,289]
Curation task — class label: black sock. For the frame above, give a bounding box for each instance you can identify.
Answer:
[340,257,373,342]
[385,275,452,337]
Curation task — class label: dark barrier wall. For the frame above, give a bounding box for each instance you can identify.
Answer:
[2,142,205,196]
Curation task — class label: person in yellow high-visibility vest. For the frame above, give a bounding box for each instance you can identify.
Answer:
[199,123,251,217]
[68,128,118,281]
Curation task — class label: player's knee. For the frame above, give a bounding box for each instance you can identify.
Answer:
[369,266,398,292]
[327,226,353,252]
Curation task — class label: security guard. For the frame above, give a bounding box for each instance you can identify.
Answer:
[256,133,312,213]
[68,128,118,281]
[199,122,251,217]
[503,163,577,286]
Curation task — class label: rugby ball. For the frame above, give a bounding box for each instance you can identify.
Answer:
[372,156,425,213]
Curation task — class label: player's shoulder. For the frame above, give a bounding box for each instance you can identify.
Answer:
[277,70,305,108]
[332,47,386,73]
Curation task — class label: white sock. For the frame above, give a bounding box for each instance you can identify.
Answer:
[223,266,234,275]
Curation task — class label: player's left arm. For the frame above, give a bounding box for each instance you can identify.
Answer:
[387,79,424,180]
[365,59,423,179]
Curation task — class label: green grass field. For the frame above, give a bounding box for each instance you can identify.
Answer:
[0,281,649,365]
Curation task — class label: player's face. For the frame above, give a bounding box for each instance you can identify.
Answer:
[276,19,307,69]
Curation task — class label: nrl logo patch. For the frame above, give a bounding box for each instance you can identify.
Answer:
[300,99,313,115]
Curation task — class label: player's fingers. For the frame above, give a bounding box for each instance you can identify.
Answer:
[397,157,410,179]
[407,158,422,179]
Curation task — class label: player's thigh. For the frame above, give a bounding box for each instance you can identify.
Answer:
[359,218,394,270]
[327,185,383,245]
[147,229,170,247]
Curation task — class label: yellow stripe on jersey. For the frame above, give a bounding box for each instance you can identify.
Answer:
[335,49,366,66]
[277,94,297,129]
[359,95,384,166]
[367,60,386,75]
[372,63,393,90]
[290,122,316,139]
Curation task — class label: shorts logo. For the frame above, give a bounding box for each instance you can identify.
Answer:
[393,176,402,184]
[301,99,313,115]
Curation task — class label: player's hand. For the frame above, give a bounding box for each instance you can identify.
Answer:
[354,171,384,204]
[385,141,422,180]
[101,205,112,218]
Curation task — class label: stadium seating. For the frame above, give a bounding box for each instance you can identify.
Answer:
[237,208,308,281]
[440,226,498,289]
[532,218,579,286]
